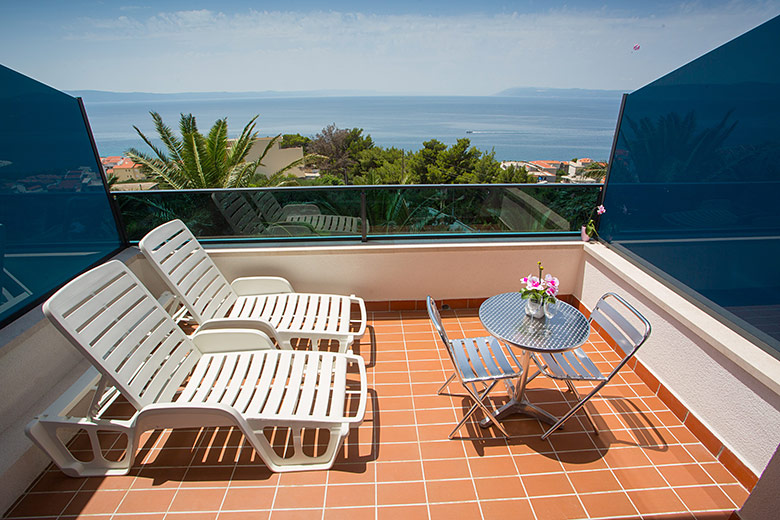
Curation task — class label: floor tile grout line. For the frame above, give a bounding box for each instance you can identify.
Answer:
[163,424,224,519]
[400,312,434,520]
[45,430,113,520]
[368,317,381,520]
[546,396,598,520]
[458,308,542,520]
[455,308,512,520]
[587,329,685,519]
[551,332,643,519]
[677,443,744,510]
[321,456,329,520]
[96,425,155,520]
[505,433,539,520]
[624,391,741,500]
[214,461,240,519]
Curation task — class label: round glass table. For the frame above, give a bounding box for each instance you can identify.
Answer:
[478,292,590,426]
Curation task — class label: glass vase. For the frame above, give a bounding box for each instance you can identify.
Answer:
[525,297,545,319]
[544,299,557,319]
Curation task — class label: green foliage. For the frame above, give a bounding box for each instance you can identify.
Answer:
[555,163,567,180]
[405,138,527,185]
[533,186,601,231]
[496,164,532,183]
[304,126,536,186]
[301,174,345,186]
[249,171,301,187]
[280,133,311,150]
[118,121,601,240]
[307,124,372,183]
[116,191,229,241]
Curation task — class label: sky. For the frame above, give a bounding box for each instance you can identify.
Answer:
[1,1,778,95]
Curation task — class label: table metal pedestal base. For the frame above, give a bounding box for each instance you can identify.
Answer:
[479,398,560,428]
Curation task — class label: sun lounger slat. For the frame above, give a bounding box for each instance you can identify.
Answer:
[279,353,307,416]
[206,353,240,403]
[232,352,266,412]
[221,353,252,407]
[296,354,320,417]
[263,351,293,415]
[329,355,347,418]
[313,354,334,417]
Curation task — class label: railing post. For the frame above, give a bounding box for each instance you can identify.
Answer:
[360,190,367,242]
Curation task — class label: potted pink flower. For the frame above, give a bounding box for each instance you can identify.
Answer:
[521,262,559,318]
[582,205,606,242]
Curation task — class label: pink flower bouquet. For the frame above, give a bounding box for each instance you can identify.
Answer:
[521,261,559,304]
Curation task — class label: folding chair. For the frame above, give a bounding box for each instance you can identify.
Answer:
[533,292,651,440]
[427,296,523,438]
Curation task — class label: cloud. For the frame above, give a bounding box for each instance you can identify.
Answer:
[27,3,780,93]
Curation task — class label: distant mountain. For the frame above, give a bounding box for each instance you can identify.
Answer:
[495,87,625,98]
[67,89,384,102]
[68,87,627,102]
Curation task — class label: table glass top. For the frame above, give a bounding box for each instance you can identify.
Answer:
[479,292,590,352]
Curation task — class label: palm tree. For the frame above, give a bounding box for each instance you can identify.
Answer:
[622,110,737,182]
[581,161,608,181]
[126,112,304,189]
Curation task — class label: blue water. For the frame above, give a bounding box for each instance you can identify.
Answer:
[81,94,623,161]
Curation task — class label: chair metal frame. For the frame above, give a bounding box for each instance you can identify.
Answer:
[533,292,651,440]
[427,296,523,438]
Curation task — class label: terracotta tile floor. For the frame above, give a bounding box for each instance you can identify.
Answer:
[5,308,748,520]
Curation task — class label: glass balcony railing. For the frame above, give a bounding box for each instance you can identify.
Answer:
[113,184,602,243]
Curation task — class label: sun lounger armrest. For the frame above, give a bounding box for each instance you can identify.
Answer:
[351,295,367,337]
[191,328,276,353]
[135,402,252,432]
[198,317,282,345]
[231,276,294,295]
[345,352,368,424]
[137,402,357,431]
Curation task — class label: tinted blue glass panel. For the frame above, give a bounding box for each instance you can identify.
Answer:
[601,16,780,352]
[0,65,122,327]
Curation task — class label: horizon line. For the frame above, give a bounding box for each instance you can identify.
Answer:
[67,86,629,98]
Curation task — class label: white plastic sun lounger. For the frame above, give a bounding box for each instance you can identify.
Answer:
[211,192,316,237]
[138,219,367,352]
[26,260,367,476]
[250,191,366,235]
[211,191,266,235]
[285,213,367,234]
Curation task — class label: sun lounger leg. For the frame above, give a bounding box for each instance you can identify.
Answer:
[26,416,135,477]
[245,423,350,472]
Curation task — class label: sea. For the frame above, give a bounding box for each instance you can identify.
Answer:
[78,91,624,162]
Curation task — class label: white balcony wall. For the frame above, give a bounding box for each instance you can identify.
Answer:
[206,241,586,303]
